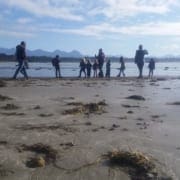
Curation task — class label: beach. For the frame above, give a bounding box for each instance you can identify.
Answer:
[0,77,180,180]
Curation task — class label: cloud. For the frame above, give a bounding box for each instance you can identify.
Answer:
[88,0,179,19]
[119,22,180,36]
[0,29,36,38]
[1,0,178,23]
[17,17,34,24]
[1,0,83,21]
[40,21,180,38]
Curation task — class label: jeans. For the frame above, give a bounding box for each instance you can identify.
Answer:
[13,60,28,79]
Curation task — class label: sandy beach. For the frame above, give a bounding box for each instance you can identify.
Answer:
[0,77,180,180]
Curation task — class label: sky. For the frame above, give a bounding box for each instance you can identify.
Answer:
[1,0,180,57]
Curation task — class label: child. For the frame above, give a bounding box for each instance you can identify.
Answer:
[148,58,155,78]
[93,59,98,78]
[117,56,125,77]
[105,59,111,78]
[86,59,92,78]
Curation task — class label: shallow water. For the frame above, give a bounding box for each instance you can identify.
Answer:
[0,62,180,78]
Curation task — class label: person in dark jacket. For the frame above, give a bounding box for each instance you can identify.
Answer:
[52,55,61,78]
[96,48,105,77]
[78,58,86,78]
[117,56,125,77]
[86,59,92,78]
[93,59,98,78]
[148,58,155,78]
[135,44,148,78]
[13,41,28,79]
[105,59,111,78]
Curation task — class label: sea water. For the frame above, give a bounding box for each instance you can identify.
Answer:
[0,62,180,78]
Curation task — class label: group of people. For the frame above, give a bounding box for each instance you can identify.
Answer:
[77,45,155,79]
[13,41,155,79]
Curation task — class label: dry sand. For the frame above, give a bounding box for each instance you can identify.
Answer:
[0,77,180,180]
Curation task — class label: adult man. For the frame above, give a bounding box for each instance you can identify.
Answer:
[96,48,105,77]
[13,41,28,79]
[52,55,61,78]
[135,45,148,78]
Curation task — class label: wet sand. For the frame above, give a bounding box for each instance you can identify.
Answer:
[0,77,180,179]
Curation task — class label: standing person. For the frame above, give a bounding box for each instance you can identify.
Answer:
[134,44,148,78]
[105,59,111,78]
[117,56,125,77]
[148,58,155,78]
[96,48,105,77]
[93,59,98,78]
[13,41,28,79]
[86,59,92,78]
[52,55,61,78]
[78,58,86,78]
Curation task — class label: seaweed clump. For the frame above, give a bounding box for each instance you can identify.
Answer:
[126,95,145,101]
[106,150,158,180]
[0,95,12,101]
[63,100,107,115]
[1,103,19,110]
[19,143,58,168]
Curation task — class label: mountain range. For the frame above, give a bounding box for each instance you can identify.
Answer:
[0,47,83,58]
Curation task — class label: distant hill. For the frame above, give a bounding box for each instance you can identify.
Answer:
[0,47,83,58]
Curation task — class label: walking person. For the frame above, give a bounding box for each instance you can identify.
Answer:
[117,56,125,77]
[78,58,86,78]
[52,55,61,78]
[148,58,155,78]
[13,41,28,79]
[86,59,92,78]
[105,59,111,78]
[96,48,105,77]
[134,44,148,78]
[93,59,98,78]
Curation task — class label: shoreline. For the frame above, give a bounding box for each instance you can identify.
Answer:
[1,75,180,80]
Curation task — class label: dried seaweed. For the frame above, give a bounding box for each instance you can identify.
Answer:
[1,103,19,110]
[0,95,12,101]
[63,100,107,115]
[126,95,145,101]
[66,102,83,106]
[20,143,58,167]
[122,104,140,108]
[106,150,157,179]
[38,113,53,117]
[26,157,45,168]
[1,112,25,116]
[33,105,41,109]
